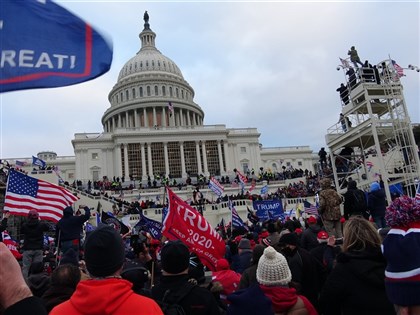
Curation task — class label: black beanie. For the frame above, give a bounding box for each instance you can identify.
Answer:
[60,248,79,267]
[279,232,299,246]
[84,225,125,277]
[160,240,190,274]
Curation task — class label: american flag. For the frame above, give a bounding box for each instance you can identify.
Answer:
[415,183,420,204]
[228,199,247,230]
[4,169,78,222]
[303,200,319,216]
[235,169,248,184]
[168,101,174,116]
[392,60,404,78]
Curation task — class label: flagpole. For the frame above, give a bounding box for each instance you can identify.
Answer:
[229,197,233,238]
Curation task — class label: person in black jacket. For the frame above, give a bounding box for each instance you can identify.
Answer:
[300,216,322,251]
[21,210,50,279]
[343,180,368,219]
[319,216,395,315]
[368,181,387,228]
[56,206,90,258]
[152,240,221,315]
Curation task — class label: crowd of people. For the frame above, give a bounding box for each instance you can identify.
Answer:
[1,173,419,315]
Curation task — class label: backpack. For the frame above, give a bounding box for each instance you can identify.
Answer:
[158,283,196,315]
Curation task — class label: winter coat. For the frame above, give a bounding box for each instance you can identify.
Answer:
[42,285,76,313]
[0,217,8,241]
[56,207,90,242]
[227,283,317,315]
[319,248,395,315]
[238,263,258,289]
[319,189,342,221]
[4,296,47,315]
[21,219,50,250]
[27,264,50,298]
[343,187,368,219]
[50,278,162,315]
[152,274,221,315]
[368,189,387,218]
[300,225,321,251]
[235,250,252,274]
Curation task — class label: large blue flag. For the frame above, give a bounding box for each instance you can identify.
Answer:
[0,0,113,93]
[135,213,163,240]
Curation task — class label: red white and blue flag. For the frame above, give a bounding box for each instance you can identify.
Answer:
[4,169,78,222]
[391,60,405,78]
[228,199,248,231]
[303,200,319,216]
[208,177,224,197]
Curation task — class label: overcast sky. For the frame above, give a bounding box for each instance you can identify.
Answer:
[1,1,419,159]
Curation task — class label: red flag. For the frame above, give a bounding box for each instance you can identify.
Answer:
[163,187,226,270]
[2,231,22,260]
[4,169,78,222]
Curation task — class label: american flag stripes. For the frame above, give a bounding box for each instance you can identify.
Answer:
[415,183,420,204]
[392,60,404,78]
[303,200,319,216]
[4,169,78,222]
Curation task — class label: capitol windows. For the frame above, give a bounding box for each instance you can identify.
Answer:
[139,87,143,97]
[298,161,303,166]
[169,87,173,97]
[154,85,158,96]
[240,147,247,153]
[146,61,149,67]
[176,88,179,98]
[206,140,220,176]
[162,86,166,96]
[92,153,99,160]
[140,62,143,68]
[181,90,184,99]
[147,86,151,96]
[132,88,136,99]
[158,60,161,67]
[152,60,155,68]
[126,90,129,100]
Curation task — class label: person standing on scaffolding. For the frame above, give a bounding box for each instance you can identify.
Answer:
[339,113,352,132]
[348,46,363,68]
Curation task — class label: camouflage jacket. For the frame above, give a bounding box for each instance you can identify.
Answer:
[319,188,342,220]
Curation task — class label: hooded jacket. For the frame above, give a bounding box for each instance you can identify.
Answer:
[56,207,90,242]
[50,278,162,315]
[21,219,50,250]
[319,248,395,315]
[300,225,322,251]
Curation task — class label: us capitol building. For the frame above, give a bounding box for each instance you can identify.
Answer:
[12,13,315,184]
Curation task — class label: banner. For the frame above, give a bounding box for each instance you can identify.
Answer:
[101,211,130,235]
[163,188,225,270]
[253,199,283,221]
[0,0,113,93]
[135,213,163,240]
[208,177,224,197]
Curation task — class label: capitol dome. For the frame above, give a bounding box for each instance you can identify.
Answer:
[102,12,204,132]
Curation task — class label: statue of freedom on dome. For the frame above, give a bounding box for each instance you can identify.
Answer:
[144,11,149,23]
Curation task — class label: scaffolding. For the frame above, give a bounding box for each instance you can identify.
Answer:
[326,59,420,203]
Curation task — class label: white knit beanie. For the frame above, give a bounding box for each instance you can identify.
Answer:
[256,246,292,286]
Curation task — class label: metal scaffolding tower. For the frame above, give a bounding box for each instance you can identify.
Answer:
[326,59,420,203]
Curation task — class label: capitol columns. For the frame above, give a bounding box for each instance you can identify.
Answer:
[123,143,129,178]
[201,141,209,177]
[114,144,123,178]
[179,141,187,178]
[162,106,167,127]
[140,143,147,180]
[195,141,203,175]
[217,140,225,175]
[163,142,169,176]
[147,142,153,177]
[152,107,157,126]
[143,108,148,127]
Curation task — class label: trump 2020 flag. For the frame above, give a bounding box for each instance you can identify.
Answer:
[4,169,79,222]
[0,0,113,93]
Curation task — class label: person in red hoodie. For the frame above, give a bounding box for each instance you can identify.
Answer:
[227,246,317,315]
[50,225,162,315]
[212,258,241,303]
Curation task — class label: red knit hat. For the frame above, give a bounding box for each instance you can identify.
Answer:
[307,216,317,224]
[317,231,329,242]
